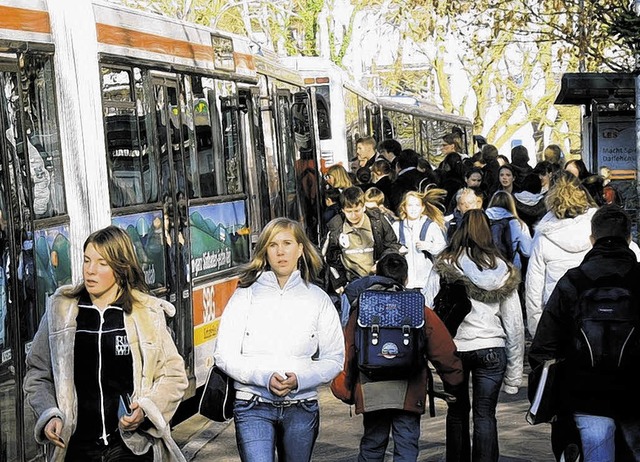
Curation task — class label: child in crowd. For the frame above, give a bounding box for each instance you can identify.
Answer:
[331,253,463,461]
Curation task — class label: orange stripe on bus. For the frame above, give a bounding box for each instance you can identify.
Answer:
[0,5,50,34]
[96,23,212,63]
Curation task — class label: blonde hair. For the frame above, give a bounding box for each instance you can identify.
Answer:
[326,164,353,190]
[64,226,148,314]
[545,173,596,219]
[364,187,385,206]
[238,218,323,287]
[398,189,447,229]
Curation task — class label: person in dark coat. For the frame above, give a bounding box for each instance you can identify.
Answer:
[388,151,424,213]
[529,205,640,462]
[331,253,463,462]
[371,159,394,205]
[323,187,402,294]
[511,145,533,191]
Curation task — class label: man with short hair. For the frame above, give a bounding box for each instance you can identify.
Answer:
[446,188,482,241]
[529,205,640,461]
[323,187,401,294]
[377,139,402,166]
[356,137,377,170]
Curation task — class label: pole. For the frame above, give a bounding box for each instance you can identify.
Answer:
[635,0,640,240]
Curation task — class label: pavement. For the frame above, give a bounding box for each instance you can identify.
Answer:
[173,379,555,461]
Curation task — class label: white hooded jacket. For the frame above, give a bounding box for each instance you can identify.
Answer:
[424,254,524,390]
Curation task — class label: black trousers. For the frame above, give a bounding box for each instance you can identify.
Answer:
[65,432,153,462]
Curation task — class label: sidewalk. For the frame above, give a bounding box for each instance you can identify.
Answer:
[173,383,554,461]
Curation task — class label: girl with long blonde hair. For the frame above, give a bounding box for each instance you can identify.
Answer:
[392,189,447,288]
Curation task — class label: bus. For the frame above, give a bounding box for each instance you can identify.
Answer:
[283,57,474,171]
[0,2,325,460]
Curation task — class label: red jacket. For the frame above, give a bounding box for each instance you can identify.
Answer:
[331,307,463,415]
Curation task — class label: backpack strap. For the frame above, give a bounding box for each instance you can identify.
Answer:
[420,218,433,241]
[399,218,433,245]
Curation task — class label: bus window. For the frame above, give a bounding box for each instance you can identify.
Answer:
[315,92,331,140]
[22,56,66,218]
[276,93,298,220]
[190,76,214,197]
[383,115,394,140]
[102,66,158,207]
[220,97,243,195]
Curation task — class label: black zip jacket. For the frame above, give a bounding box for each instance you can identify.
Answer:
[528,238,640,418]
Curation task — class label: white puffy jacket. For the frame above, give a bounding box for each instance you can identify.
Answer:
[424,254,524,390]
[214,270,344,401]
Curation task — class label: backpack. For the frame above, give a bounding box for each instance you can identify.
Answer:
[433,279,472,337]
[570,268,640,372]
[355,289,425,381]
[490,217,515,261]
[398,218,433,260]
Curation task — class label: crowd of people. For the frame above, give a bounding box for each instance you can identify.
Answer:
[22,133,639,462]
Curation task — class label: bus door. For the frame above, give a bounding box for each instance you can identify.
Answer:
[274,91,301,224]
[238,88,270,241]
[0,64,49,462]
[292,90,322,244]
[151,76,192,367]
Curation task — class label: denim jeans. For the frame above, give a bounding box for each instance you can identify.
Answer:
[65,432,153,462]
[358,409,421,462]
[233,398,319,462]
[574,413,640,462]
[446,347,507,462]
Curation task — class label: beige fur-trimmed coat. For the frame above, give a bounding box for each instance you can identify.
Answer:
[23,287,188,462]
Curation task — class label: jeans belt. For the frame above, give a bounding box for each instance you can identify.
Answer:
[236,391,315,407]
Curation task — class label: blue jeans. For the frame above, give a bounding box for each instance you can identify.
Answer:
[446,347,507,462]
[358,409,421,462]
[233,398,319,462]
[574,413,640,462]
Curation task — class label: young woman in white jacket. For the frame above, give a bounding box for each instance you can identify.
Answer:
[393,189,447,289]
[424,209,524,462]
[214,218,344,462]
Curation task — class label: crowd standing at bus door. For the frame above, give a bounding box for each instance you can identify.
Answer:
[23,226,188,462]
[213,218,344,462]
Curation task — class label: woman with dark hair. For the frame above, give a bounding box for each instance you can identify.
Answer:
[24,226,188,461]
[424,210,524,462]
[497,164,519,195]
[214,218,344,462]
[513,173,547,234]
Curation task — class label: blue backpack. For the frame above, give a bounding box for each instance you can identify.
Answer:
[355,289,425,381]
[489,217,515,261]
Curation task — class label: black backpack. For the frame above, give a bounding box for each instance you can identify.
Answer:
[490,217,515,261]
[355,288,425,381]
[570,268,640,372]
[433,279,472,337]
